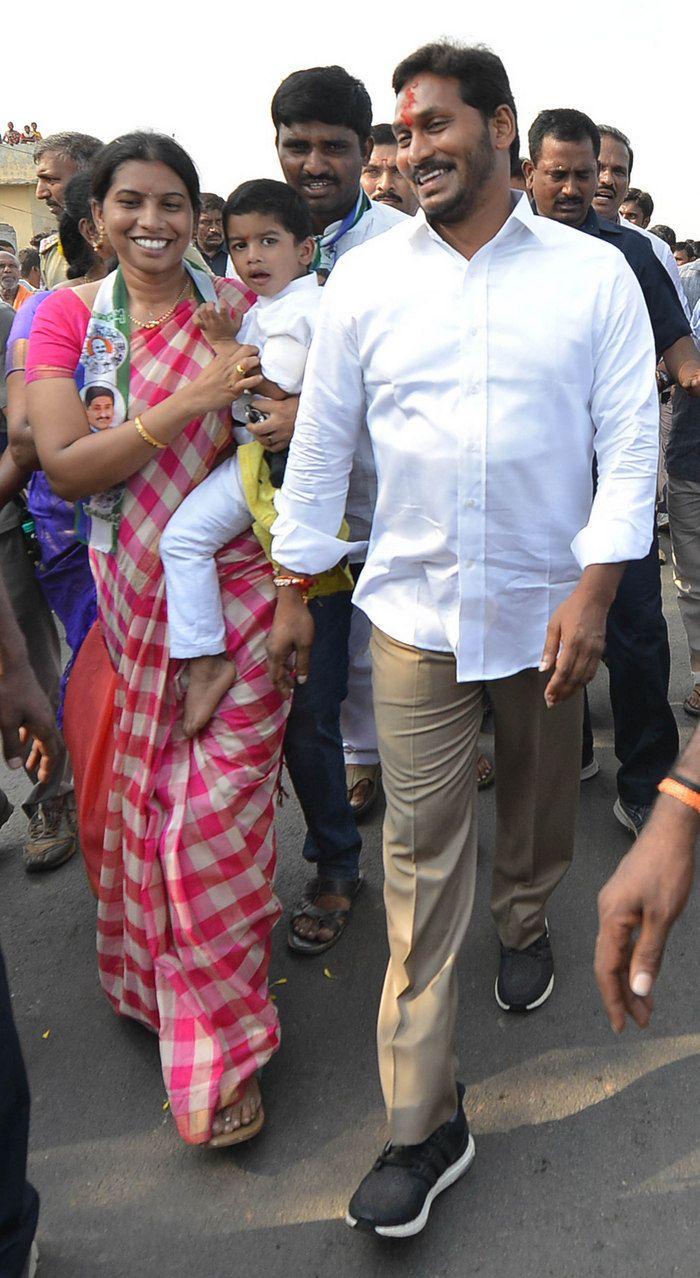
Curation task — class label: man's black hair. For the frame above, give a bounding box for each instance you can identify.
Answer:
[223,179,313,243]
[369,123,397,148]
[675,240,697,261]
[597,124,633,175]
[199,193,224,215]
[528,109,600,166]
[271,66,372,146]
[648,224,676,250]
[85,385,115,407]
[391,41,520,163]
[19,246,40,276]
[622,187,654,221]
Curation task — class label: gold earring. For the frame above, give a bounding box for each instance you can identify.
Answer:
[93,225,105,250]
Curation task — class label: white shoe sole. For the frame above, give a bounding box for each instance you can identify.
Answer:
[345,1134,476,1238]
[494,972,554,1012]
[580,759,599,781]
[613,797,640,838]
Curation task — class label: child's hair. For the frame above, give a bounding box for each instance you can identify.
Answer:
[223,179,314,245]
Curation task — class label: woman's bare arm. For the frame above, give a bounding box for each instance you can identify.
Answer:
[7,371,39,472]
[27,347,263,501]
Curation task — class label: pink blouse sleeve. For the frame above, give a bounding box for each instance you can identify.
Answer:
[25,289,90,382]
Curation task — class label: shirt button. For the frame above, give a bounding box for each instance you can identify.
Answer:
[466,498,477,508]
[465,560,475,569]
[469,384,479,395]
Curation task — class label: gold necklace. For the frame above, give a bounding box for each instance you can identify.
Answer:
[128,278,190,330]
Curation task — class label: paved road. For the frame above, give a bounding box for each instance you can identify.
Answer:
[1,562,698,1277]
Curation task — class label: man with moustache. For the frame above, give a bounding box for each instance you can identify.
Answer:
[525,108,700,838]
[268,42,659,1233]
[593,125,690,317]
[34,132,103,287]
[269,66,406,953]
[361,123,419,214]
[194,193,230,276]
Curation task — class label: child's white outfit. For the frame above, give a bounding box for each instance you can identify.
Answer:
[160,273,322,658]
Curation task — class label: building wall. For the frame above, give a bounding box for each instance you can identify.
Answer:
[0,143,53,249]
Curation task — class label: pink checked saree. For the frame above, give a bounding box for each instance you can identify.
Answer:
[27,278,289,1143]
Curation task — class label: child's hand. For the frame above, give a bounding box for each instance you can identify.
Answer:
[193,301,242,350]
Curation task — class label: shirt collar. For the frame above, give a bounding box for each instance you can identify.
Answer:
[256,273,319,307]
[408,189,550,254]
[579,206,622,238]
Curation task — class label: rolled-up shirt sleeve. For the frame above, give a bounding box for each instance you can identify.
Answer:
[271,273,368,572]
[572,255,659,569]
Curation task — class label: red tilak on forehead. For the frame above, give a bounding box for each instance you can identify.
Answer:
[400,82,418,127]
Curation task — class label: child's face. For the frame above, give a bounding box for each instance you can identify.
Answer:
[226,212,314,297]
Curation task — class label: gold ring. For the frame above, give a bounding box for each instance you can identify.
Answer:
[235,362,246,376]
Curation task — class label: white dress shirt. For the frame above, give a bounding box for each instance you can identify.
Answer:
[328,199,406,551]
[621,217,692,321]
[271,193,659,682]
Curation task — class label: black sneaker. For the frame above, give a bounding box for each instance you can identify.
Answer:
[346,1083,475,1238]
[613,797,652,839]
[495,926,554,1012]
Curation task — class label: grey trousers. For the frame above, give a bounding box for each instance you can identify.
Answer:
[0,526,72,814]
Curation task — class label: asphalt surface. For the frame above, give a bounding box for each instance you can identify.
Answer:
[1,557,698,1278]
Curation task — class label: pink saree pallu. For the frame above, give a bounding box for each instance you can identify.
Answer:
[28,269,288,1144]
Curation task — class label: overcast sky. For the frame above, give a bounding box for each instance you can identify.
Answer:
[5,0,695,236]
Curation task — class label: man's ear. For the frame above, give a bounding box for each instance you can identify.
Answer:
[361,136,373,165]
[522,159,535,191]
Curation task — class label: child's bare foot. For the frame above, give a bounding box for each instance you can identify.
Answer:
[183,654,237,737]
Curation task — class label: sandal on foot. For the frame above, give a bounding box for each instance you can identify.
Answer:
[209,1084,265,1149]
[477,753,495,791]
[683,684,700,718]
[287,875,363,955]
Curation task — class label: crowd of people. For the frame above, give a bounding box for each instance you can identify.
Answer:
[2,123,42,146]
[0,40,698,1271]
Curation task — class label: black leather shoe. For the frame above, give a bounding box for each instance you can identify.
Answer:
[346,1083,475,1237]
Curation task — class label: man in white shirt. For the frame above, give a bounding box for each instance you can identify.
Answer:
[270,66,405,951]
[268,41,659,1236]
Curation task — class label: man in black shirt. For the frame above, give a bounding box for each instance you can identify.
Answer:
[194,193,229,276]
[525,108,700,838]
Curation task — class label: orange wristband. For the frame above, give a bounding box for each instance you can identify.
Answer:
[658,777,700,814]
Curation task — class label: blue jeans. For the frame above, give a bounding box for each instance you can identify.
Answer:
[284,592,362,882]
[583,535,679,807]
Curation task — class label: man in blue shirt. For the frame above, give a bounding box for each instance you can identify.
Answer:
[525,107,700,837]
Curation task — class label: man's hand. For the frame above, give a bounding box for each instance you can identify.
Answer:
[677,359,700,397]
[595,797,696,1032]
[540,564,623,707]
[247,394,299,453]
[266,588,315,694]
[0,656,61,783]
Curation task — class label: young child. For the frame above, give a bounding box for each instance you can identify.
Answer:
[160,179,321,737]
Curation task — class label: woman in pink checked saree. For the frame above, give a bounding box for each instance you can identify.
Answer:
[26,133,288,1147]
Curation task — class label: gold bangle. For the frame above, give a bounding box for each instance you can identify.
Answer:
[134,414,167,450]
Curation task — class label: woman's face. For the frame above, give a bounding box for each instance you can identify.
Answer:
[95,160,194,276]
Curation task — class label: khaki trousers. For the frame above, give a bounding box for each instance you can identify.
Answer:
[370,626,583,1145]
